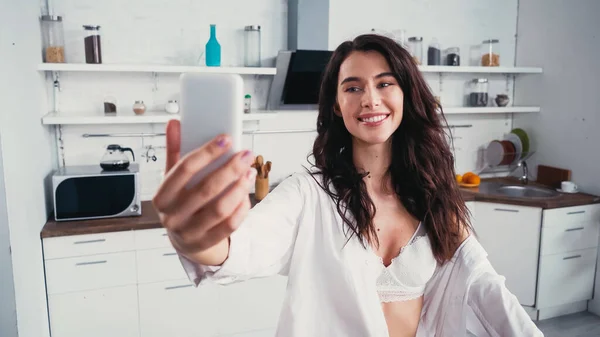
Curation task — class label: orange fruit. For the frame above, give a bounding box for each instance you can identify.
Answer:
[456,174,463,183]
[466,174,481,185]
[462,172,475,182]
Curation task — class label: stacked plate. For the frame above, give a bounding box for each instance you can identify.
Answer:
[485,128,530,167]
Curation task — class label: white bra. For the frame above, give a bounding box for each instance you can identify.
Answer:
[373,222,437,303]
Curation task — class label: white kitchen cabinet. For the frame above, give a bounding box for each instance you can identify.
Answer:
[138,279,220,337]
[536,247,598,309]
[48,285,139,337]
[471,202,542,306]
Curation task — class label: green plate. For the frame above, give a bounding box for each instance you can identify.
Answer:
[511,128,530,158]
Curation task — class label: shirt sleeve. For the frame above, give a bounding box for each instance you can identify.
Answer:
[466,268,544,337]
[177,173,306,286]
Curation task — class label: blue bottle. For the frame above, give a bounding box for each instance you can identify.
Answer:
[205,24,221,67]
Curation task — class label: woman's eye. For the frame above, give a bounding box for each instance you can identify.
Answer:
[345,87,361,93]
[378,82,392,88]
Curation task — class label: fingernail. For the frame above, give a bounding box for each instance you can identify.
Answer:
[216,136,228,147]
[247,168,257,180]
[242,150,253,162]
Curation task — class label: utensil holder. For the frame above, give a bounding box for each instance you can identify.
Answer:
[255,176,269,201]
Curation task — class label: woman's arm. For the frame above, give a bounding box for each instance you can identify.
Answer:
[178,173,306,286]
[467,268,544,337]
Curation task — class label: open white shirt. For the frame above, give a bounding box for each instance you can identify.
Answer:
[178,172,544,337]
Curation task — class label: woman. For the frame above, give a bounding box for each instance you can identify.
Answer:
[152,34,543,337]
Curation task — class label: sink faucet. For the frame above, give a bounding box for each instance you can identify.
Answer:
[518,161,528,184]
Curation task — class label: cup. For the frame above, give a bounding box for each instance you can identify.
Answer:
[561,181,578,193]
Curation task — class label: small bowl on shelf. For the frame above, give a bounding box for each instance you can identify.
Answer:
[495,94,510,107]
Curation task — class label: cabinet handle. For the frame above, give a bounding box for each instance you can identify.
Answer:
[73,238,106,244]
[565,227,585,232]
[563,255,582,260]
[494,208,519,213]
[567,210,586,215]
[165,284,193,291]
[163,252,177,256]
[76,260,107,266]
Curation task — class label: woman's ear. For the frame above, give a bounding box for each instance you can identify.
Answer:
[333,103,342,117]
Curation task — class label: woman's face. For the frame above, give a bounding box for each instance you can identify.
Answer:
[336,50,404,145]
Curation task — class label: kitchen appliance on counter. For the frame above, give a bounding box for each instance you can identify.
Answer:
[266,49,333,110]
[100,144,135,170]
[51,164,141,221]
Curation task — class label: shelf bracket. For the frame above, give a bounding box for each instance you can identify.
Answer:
[152,72,158,92]
[52,71,61,112]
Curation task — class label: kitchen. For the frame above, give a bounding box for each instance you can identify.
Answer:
[1,0,600,336]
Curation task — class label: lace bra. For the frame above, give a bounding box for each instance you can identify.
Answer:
[373,222,437,303]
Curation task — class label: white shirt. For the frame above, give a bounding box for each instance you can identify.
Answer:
[178,171,544,337]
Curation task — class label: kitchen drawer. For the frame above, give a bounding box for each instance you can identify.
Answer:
[138,279,220,337]
[136,247,188,284]
[43,231,135,260]
[540,219,600,255]
[45,251,136,295]
[542,204,600,228]
[536,247,597,309]
[134,227,173,250]
[48,285,139,337]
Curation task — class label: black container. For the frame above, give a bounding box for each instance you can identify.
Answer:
[83,25,102,64]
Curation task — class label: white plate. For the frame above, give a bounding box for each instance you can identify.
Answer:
[504,133,523,164]
[556,188,578,194]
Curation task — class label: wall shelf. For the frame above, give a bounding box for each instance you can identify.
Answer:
[443,106,540,114]
[37,63,277,75]
[41,111,278,125]
[418,66,543,74]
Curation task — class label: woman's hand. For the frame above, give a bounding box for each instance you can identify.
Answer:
[152,119,256,266]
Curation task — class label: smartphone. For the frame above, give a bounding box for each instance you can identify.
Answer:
[179,72,244,189]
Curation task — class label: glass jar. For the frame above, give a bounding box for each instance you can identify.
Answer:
[481,39,500,66]
[427,38,441,65]
[407,37,423,65]
[165,100,179,114]
[244,94,252,113]
[133,100,146,115]
[83,25,102,64]
[445,47,460,66]
[244,25,261,67]
[468,78,489,107]
[41,15,65,63]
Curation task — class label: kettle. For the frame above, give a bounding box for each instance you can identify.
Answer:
[100,144,135,171]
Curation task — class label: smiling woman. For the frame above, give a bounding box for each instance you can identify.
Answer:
[154,34,543,337]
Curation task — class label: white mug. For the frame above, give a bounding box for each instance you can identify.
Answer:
[561,181,578,193]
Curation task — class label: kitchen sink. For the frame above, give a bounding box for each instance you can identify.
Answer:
[477,181,561,199]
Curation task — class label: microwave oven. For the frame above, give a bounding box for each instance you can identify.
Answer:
[52,164,142,222]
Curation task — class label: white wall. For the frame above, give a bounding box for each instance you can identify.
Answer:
[0,1,56,337]
[512,0,600,315]
[0,134,18,337]
[48,0,524,202]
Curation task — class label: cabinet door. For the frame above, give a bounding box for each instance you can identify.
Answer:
[138,279,220,337]
[48,285,139,337]
[472,202,542,306]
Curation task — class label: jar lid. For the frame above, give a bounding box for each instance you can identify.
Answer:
[167,100,178,103]
[83,25,101,30]
[472,78,488,83]
[245,94,251,98]
[135,100,144,103]
[482,39,499,44]
[41,15,62,22]
[244,25,261,31]
[408,36,423,41]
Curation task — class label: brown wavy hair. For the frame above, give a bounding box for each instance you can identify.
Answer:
[308,34,471,263]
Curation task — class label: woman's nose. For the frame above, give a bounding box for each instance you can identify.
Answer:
[361,87,381,109]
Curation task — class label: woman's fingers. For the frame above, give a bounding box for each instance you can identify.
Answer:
[162,151,255,231]
[168,168,256,253]
[153,132,232,211]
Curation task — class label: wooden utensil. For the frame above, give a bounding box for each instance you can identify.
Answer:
[537,165,571,188]
[264,161,272,178]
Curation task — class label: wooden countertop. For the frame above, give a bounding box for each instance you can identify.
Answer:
[459,177,600,209]
[42,179,600,238]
